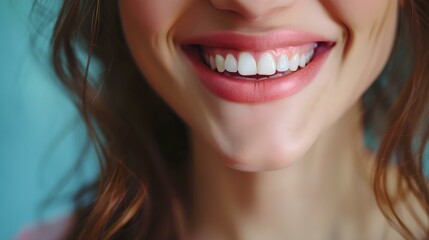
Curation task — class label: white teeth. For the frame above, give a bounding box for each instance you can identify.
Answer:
[307,49,315,62]
[238,52,257,76]
[207,45,317,78]
[209,55,216,70]
[215,54,225,72]
[258,52,276,75]
[305,52,310,63]
[289,54,300,72]
[225,54,238,72]
[276,54,289,72]
[270,73,284,79]
[299,54,306,68]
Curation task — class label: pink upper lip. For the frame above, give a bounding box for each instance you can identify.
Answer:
[181,29,333,50]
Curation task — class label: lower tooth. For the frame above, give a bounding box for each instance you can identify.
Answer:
[269,73,285,79]
[235,75,258,80]
[222,72,289,81]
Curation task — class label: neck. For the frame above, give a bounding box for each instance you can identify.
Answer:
[189,103,377,239]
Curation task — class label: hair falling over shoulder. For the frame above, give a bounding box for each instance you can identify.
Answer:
[45,0,429,239]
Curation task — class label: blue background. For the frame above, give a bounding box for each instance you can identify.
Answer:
[0,1,98,239]
[1,1,428,240]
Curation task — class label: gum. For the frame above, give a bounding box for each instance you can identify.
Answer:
[202,43,316,61]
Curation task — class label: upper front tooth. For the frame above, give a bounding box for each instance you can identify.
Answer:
[289,54,299,71]
[299,54,306,68]
[225,54,238,72]
[276,54,289,72]
[258,52,276,75]
[215,54,225,72]
[238,52,257,76]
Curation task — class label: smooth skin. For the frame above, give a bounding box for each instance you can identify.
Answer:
[119,0,404,239]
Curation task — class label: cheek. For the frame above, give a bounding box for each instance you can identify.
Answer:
[119,0,186,33]
[118,0,187,83]
[325,0,393,28]
[326,0,397,93]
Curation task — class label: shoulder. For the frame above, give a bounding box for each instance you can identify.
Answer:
[16,215,74,240]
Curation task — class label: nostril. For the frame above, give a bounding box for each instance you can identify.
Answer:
[209,0,294,22]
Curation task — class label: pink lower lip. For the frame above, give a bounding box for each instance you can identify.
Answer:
[185,45,333,104]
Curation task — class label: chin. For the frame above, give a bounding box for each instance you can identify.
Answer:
[215,137,312,172]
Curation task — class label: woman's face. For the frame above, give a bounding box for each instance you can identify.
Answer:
[119,0,398,171]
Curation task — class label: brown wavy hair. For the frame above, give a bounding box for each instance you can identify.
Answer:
[43,0,429,239]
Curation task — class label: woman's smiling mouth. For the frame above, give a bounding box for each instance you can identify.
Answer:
[202,43,316,80]
[182,30,335,103]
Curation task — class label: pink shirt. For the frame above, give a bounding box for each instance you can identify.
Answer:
[16,216,72,240]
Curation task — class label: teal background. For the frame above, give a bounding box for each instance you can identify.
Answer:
[1,1,428,240]
[0,1,98,239]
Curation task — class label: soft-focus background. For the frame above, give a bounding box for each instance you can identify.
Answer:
[0,1,98,239]
[2,1,429,240]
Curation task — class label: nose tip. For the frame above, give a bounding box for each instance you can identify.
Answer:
[210,0,295,21]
